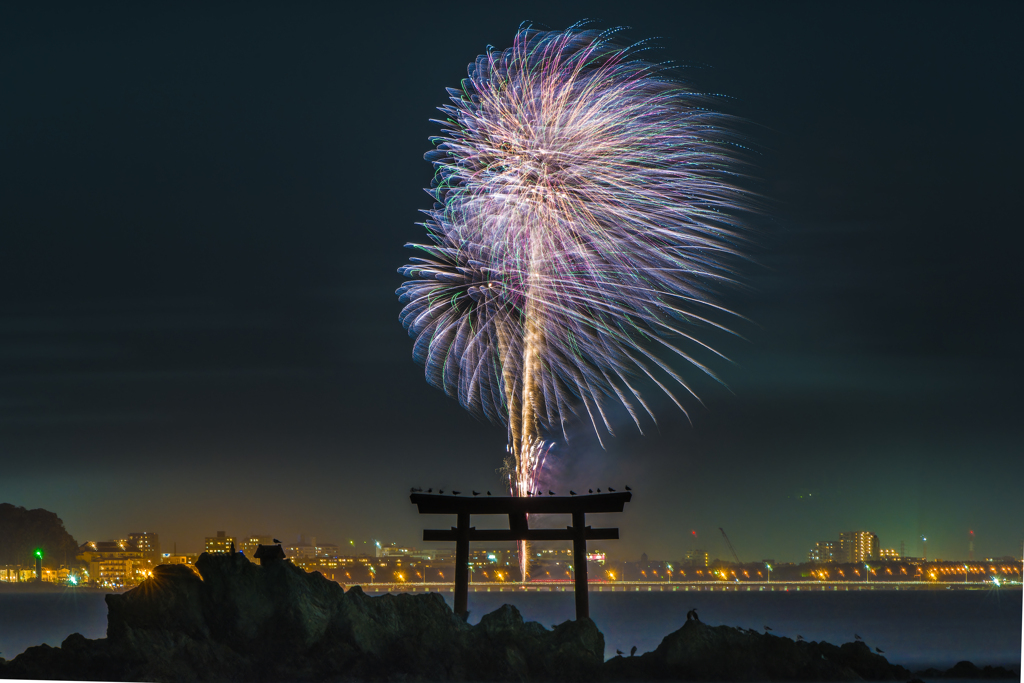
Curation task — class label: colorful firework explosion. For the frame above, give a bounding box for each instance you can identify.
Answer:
[398,22,754,575]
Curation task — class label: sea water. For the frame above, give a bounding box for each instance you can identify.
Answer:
[1,588,1020,670]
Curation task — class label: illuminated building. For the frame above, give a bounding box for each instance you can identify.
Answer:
[879,548,900,561]
[685,549,709,567]
[839,531,879,563]
[241,535,275,558]
[285,535,339,560]
[76,541,144,587]
[317,542,340,557]
[0,566,38,582]
[809,542,836,563]
[470,549,511,564]
[205,531,236,554]
[127,532,161,561]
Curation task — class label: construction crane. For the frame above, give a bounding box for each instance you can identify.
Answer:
[719,528,741,564]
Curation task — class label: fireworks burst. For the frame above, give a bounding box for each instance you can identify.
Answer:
[398,23,754,576]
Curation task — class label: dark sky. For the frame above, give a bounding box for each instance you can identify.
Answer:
[1,2,1021,562]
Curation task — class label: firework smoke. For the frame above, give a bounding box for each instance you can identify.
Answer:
[398,23,753,577]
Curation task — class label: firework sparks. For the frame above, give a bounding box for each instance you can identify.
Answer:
[398,23,753,576]
[500,438,552,578]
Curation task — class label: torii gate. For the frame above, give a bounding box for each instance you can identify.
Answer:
[410,491,631,619]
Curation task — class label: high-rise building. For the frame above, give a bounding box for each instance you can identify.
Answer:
[127,532,161,561]
[809,542,836,563]
[205,531,235,554]
[839,531,879,563]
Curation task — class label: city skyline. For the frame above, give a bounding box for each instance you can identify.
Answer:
[36,512,1020,566]
[1,3,1021,566]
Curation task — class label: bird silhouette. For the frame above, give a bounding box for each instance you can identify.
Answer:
[589,489,594,493]
[875,647,884,654]
[472,491,480,496]
[854,634,862,641]
[596,488,602,493]
[570,490,577,496]
[439,489,444,494]
[548,490,556,495]
[273,539,282,544]
[427,488,432,493]
[616,649,624,656]
[608,487,616,492]
[764,625,772,631]
[630,646,637,657]
[452,490,461,496]
[486,491,491,496]
[410,487,416,493]
[625,485,632,491]
[527,491,533,496]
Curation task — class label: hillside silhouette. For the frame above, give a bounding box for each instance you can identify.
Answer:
[0,503,79,568]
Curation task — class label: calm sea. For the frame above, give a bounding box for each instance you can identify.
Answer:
[1,588,1020,671]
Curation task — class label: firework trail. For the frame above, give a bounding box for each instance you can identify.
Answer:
[398,23,753,577]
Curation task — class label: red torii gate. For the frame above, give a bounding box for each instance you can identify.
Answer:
[410,491,632,619]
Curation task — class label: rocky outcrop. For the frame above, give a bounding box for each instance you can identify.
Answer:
[916,661,1018,679]
[0,552,603,682]
[603,620,913,681]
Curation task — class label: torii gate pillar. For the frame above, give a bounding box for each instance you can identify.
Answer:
[571,510,589,619]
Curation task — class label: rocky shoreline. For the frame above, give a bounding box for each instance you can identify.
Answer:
[0,553,1017,682]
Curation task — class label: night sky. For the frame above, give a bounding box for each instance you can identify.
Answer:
[1,3,1021,563]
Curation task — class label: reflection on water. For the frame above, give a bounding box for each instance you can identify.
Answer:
[0,590,108,660]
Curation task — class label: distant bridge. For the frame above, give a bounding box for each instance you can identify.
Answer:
[353,580,1019,593]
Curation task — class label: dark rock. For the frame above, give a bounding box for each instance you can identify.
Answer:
[914,660,1019,679]
[603,620,912,681]
[948,660,984,678]
[0,552,603,682]
[978,665,1018,679]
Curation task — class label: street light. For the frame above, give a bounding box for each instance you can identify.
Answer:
[765,563,772,583]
